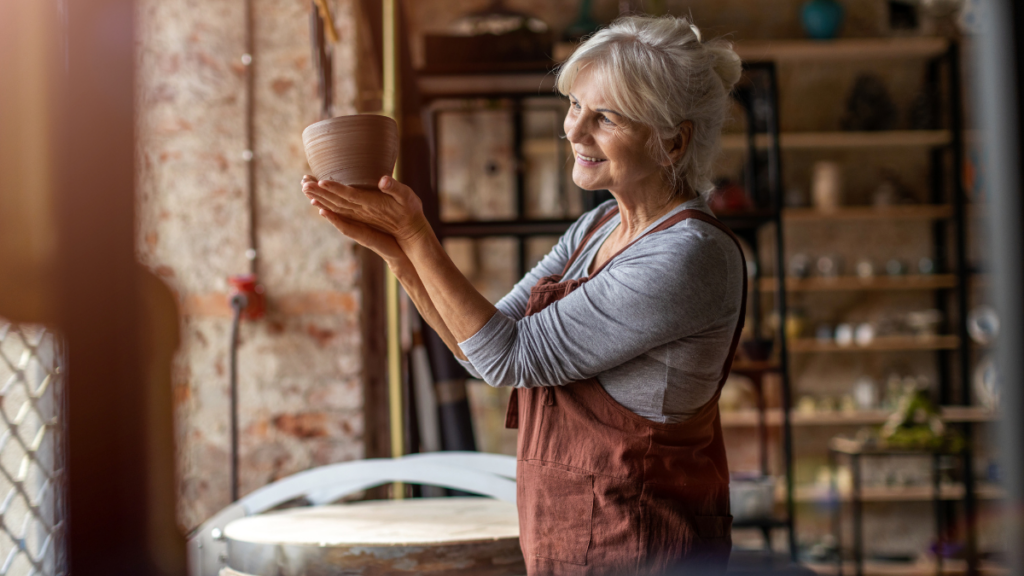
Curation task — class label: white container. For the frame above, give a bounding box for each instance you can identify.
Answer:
[730,475,776,522]
[812,161,843,211]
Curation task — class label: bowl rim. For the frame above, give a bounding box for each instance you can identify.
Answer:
[302,113,397,141]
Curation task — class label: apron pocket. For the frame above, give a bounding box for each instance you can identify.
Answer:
[523,462,594,566]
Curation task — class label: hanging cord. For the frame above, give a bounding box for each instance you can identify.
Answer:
[310,1,335,120]
[228,293,248,502]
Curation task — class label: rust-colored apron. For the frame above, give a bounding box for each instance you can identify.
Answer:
[505,206,747,576]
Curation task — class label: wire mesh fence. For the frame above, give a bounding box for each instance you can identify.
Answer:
[0,321,66,576]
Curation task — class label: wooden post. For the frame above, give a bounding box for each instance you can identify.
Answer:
[382,0,405,498]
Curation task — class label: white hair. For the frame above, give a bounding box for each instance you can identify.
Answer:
[556,15,742,199]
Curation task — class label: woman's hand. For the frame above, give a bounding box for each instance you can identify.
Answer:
[302,175,497,344]
[301,176,409,268]
[301,175,474,360]
[302,174,431,248]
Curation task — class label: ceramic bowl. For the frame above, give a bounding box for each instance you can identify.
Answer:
[302,114,399,190]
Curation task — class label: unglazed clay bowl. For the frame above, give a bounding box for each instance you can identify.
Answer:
[302,114,399,190]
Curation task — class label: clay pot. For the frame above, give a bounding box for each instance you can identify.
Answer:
[302,114,399,190]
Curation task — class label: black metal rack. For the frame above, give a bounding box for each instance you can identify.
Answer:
[828,441,973,576]
[726,61,798,560]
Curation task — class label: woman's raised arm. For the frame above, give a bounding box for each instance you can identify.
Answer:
[302,175,499,350]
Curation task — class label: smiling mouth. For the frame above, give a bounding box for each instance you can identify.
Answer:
[577,154,606,163]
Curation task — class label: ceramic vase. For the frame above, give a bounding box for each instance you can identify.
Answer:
[811,161,843,211]
[801,0,844,40]
[302,114,399,190]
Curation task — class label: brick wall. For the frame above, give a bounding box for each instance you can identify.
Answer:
[137,0,367,530]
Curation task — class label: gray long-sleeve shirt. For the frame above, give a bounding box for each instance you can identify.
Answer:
[457,197,744,424]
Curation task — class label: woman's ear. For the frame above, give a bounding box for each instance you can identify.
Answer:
[663,121,693,166]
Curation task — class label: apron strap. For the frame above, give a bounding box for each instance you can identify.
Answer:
[559,206,621,276]
[588,208,711,278]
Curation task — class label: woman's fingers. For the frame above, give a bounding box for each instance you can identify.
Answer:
[302,175,427,244]
[318,208,404,262]
[308,190,358,214]
[311,200,363,225]
[317,179,381,207]
[378,175,419,208]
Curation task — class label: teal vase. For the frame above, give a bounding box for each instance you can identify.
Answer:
[801,0,844,40]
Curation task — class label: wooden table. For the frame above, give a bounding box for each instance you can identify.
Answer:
[224,497,524,576]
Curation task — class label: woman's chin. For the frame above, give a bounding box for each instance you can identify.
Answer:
[573,180,605,192]
[571,171,606,192]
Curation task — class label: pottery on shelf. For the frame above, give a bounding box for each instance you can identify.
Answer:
[811,161,843,211]
[801,0,844,40]
[302,114,399,190]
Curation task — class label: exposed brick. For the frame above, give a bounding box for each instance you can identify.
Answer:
[138,0,366,531]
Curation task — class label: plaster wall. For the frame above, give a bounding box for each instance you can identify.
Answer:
[137,0,367,530]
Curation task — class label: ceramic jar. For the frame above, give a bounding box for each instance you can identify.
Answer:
[801,0,845,40]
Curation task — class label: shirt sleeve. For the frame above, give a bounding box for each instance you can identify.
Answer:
[492,208,600,321]
[459,224,738,389]
[457,205,611,378]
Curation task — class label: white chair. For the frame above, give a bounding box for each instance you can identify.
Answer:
[188,451,517,576]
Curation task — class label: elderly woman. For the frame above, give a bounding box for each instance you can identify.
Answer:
[303,15,744,575]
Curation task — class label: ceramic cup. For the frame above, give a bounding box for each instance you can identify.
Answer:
[811,160,842,211]
[302,114,399,190]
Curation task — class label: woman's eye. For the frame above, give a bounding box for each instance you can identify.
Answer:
[599,115,614,125]
[572,100,581,110]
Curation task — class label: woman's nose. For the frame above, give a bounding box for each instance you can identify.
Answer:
[564,114,586,143]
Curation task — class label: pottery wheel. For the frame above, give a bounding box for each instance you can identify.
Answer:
[224,498,524,576]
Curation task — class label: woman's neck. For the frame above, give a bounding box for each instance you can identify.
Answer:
[611,183,694,240]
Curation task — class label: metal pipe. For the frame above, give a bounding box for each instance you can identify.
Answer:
[976,2,1024,575]
[382,0,405,499]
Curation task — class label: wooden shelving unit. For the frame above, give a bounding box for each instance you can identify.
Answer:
[782,205,954,222]
[417,72,555,98]
[805,560,1008,576]
[727,34,985,572]
[720,407,998,428]
[758,275,958,292]
[786,483,1005,504]
[721,130,951,151]
[788,335,959,353]
[734,36,950,62]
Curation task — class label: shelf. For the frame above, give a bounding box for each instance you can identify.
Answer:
[783,205,954,222]
[720,407,998,428]
[420,38,952,97]
[439,219,575,238]
[732,517,790,530]
[417,72,556,98]
[788,483,1005,504]
[734,36,950,62]
[721,130,952,151]
[789,335,959,353]
[806,560,1008,576]
[731,361,781,374]
[718,210,777,230]
[759,275,957,292]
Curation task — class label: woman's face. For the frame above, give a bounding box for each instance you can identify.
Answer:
[563,66,667,196]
